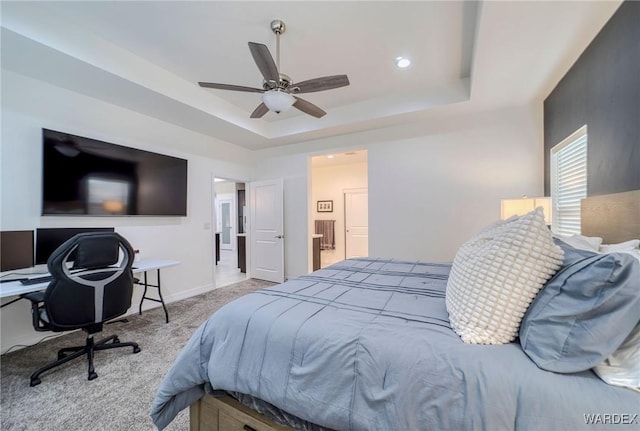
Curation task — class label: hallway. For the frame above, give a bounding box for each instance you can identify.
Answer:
[215,249,248,287]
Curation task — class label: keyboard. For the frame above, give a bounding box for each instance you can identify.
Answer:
[20,276,54,285]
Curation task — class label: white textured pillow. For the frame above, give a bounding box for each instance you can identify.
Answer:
[446,207,564,344]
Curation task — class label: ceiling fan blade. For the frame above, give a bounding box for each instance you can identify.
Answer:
[293,97,326,118]
[250,103,269,119]
[293,75,350,94]
[248,42,280,83]
[199,82,264,93]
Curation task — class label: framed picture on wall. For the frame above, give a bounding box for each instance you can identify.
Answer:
[317,200,333,212]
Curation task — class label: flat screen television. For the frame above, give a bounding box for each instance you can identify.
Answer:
[42,129,188,216]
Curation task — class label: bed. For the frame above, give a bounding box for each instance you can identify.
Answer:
[151,190,640,431]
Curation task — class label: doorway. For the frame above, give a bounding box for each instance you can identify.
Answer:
[213,178,248,288]
[310,150,368,270]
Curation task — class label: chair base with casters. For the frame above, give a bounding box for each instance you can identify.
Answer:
[29,328,141,387]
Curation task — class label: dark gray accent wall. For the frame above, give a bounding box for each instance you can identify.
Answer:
[544,1,640,196]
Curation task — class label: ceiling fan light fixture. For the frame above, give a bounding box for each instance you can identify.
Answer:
[262,90,295,113]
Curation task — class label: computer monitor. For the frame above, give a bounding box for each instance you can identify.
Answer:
[35,227,115,265]
[1,230,35,271]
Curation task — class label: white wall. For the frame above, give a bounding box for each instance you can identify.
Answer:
[0,71,255,353]
[368,106,544,261]
[311,162,368,267]
[254,104,544,276]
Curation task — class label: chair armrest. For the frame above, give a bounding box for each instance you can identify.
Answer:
[21,291,45,303]
[20,292,49,331]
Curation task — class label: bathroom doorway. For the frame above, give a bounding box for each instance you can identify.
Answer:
[213,178,248,287]
[309,150,368,271]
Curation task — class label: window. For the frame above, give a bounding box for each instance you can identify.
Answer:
[550,125,587,235]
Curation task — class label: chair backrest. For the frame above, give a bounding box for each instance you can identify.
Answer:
[43,232,135,331]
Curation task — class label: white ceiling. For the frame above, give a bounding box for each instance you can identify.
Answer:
[1,1,621,151]
[311,149,367,168]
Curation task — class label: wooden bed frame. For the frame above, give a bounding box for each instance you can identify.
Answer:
[189,190,640,431]
[190,393,291,431]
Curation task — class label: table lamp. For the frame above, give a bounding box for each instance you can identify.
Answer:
[500,196,552,225]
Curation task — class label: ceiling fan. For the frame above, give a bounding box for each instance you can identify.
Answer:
[198,19,350,119]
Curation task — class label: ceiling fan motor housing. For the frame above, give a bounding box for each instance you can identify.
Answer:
[263,73,293,91]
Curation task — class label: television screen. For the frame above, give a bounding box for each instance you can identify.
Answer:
[42,129,187,216]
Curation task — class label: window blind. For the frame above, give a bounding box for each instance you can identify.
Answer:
[551,129,587,236]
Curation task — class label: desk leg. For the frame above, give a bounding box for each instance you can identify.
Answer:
[137,270,170,323]
[156,270,169,324]
[138,272,149,316]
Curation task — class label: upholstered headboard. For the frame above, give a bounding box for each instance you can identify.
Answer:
[581,190,640,243]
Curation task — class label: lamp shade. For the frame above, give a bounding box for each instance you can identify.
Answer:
[103,199,125,214]
[262,90,295,113]
[501,196,552,224]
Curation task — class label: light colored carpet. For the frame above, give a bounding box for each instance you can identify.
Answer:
[0,278,274,431]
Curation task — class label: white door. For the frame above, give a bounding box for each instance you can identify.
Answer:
[249,179,284,283]
[217,194,235,251]
[345,189,368,259]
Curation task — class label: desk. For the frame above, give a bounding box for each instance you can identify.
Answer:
[0,259,180,323]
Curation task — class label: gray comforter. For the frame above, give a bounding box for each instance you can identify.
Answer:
[151,258,640,430]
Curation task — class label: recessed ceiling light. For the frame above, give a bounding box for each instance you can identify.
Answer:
[327,154,335,159]
[395,56,411,68]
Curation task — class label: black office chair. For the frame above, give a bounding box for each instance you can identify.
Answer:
[22,232,141,386]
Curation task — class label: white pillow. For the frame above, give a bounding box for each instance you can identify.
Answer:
[555,234,603,251]
[446,208,564,344]
[593,324,640,392]
[599,239,640,253]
